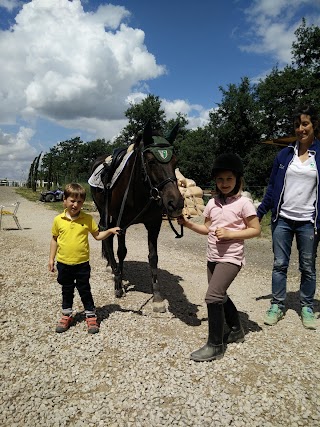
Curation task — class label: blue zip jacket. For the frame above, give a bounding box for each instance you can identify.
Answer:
[257,138,320,231]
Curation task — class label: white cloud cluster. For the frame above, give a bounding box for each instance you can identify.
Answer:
[0,0,20,11]
[241,0,320,65]
[0,0,167,179]
[0,0,164,124]
[0,127,37,180]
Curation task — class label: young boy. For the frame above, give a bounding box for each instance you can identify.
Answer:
[48,183,120,334]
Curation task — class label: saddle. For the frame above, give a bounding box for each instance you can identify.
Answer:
[88,145,134,190]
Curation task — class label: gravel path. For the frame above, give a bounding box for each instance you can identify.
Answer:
[1,186,319,427]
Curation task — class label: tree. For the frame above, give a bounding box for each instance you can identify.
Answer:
[32,152,42,192]
[292,18,320,72]
[256,20,320,140]
[114,94,167,146]
[207,77,261,160]
[176,127,214,188]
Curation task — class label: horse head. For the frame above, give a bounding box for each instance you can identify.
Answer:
[134,121,184,218]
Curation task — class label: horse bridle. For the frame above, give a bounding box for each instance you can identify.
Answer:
[116,145,183,238]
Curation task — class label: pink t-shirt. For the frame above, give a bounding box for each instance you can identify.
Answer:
[203,195,257,266]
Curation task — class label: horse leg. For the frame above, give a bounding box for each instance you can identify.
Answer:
[145,222,166,313]
[100,215,122,297]
[114,232,127,298]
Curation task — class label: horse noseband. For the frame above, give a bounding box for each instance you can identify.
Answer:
[150,187,161,201]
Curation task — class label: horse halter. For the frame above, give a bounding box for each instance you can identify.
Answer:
[141,144,183,239]
[141,140,177,202]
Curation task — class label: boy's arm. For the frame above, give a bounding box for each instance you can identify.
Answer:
[215,215,261,241]
[92,226,120,241]
[49,236,58,272]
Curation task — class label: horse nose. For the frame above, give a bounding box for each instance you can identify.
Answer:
[167,199,183,217]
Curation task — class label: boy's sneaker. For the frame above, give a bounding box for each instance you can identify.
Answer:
[301,307,317,330]
[56,315,73,333]
[86,316,99,334]
[264,304,284,326]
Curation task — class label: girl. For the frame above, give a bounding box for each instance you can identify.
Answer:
[178,153,260,362]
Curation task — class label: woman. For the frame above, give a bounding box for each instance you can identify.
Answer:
[257,105,320,329]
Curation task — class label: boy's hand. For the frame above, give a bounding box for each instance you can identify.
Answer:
[48,260,55,272]
[110,226,121,235]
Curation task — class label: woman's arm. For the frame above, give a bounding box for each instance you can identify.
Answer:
[215,215,261,241]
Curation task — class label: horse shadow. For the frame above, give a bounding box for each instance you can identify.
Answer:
[256,291,320,318]
[97,260,202,326]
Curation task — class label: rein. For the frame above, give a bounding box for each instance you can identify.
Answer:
[115,145,183,238]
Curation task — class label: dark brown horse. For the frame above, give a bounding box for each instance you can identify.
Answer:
[90,122,184,312]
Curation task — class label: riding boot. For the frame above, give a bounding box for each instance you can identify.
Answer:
[190,303,225,362]
[223,297,245,344]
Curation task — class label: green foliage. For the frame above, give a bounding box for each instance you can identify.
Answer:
[114,94,167,146]
[40,138,111,187]
[176,127,214,187]
[208,77,261,159]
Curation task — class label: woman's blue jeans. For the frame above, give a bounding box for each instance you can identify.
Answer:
[271,217,319,310]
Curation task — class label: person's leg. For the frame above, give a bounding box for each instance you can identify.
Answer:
[205,262,241,305]
[270,217,294,309]
[56,262,75,332]
[296,222,318,329]
[75,262,95,312]
[190,262,240,362]
[223,296,245,343]
[75,262,99,334]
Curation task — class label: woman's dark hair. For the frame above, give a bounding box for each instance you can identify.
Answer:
[293,105,319,137]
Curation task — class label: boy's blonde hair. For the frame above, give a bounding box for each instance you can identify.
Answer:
[63,183,86,201]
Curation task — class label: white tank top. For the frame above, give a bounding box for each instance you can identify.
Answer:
[280,152,317,222]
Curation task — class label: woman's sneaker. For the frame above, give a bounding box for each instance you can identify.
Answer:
[264,304,284,326]
[56,315,73,333]
[301,307,317,330]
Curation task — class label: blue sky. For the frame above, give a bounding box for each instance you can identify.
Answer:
[0,0,319,181]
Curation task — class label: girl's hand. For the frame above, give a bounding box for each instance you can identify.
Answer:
[177,215,186,225]
[215,227,230,240]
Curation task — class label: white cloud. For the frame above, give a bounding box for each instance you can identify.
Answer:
[0,0,166,179]
[0,0,20,11]
[0,0,165,125]
[0,127,37,180]
[241,0,320,65]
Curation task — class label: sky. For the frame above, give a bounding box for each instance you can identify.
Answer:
[0,0,319,181]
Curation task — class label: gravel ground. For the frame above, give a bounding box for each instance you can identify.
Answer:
[1,186,319,427]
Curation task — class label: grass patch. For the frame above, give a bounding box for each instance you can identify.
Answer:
[14,186,95,213]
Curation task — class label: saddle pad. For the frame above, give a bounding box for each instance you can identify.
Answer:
[110,150,134,188]
[88,151,134,189]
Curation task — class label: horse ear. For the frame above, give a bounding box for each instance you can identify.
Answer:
[166,123,179,144]
[142,120,153,146]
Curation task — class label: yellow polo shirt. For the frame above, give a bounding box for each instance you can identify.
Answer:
[52,209,99,265]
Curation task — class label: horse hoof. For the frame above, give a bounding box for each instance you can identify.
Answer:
[153,302,166,313]
[115,289,125,298]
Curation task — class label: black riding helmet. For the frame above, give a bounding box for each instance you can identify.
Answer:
[211,153,244,178]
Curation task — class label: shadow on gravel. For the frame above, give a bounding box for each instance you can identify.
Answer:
[256,291,320,316]
[96,260,202,326]
[239,311,263,334]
